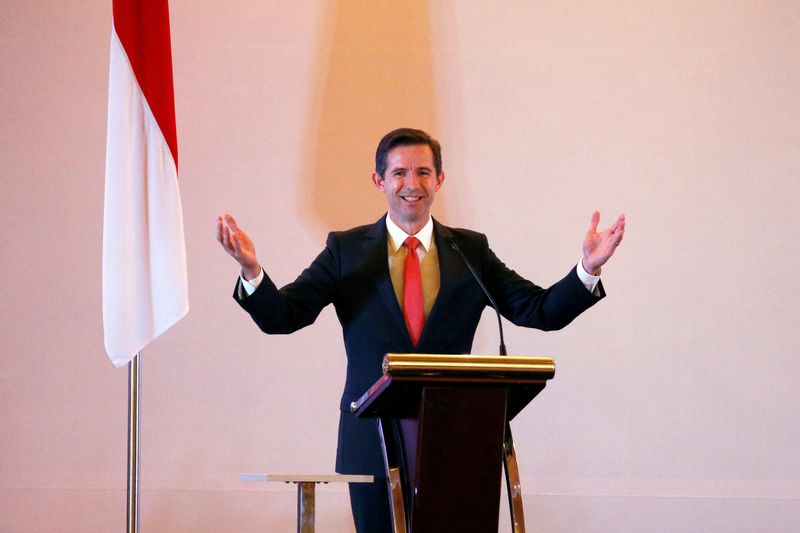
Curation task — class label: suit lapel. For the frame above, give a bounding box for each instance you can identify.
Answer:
[364,215,414,348]
[417,219,468,348]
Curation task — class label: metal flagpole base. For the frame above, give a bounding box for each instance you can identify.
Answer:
[127,352,142,533]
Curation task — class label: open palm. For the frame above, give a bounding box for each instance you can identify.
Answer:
[582,211,625,275]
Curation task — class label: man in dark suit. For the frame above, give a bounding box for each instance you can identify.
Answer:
[217,128,625,532]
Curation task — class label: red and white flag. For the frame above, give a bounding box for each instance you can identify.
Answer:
[103,0,188,367]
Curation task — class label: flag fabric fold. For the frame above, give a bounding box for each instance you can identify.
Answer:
[103,0,188,367]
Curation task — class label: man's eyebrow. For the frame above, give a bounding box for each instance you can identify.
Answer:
[388,164,433,173]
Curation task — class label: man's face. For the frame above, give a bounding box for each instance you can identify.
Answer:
[372,144,445,234]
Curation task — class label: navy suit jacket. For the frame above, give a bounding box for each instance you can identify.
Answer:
[236,215,604,475]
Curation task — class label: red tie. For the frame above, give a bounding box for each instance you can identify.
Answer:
[403,236,424,347]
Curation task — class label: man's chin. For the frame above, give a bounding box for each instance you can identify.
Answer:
[401,206,428,218]
[390,207,429,226]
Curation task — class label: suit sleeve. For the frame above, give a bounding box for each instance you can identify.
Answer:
[480,234,604,331]
[234,232,340,334]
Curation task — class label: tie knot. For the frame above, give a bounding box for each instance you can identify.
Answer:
[404,236,421,251]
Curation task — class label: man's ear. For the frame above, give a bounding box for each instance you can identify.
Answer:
[435,171,445,191]
[372,172,385,191]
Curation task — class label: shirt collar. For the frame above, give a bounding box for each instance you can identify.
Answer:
[385,214,434,253]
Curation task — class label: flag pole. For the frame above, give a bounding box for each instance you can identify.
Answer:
[106,2,184,529]
[127,352,142,533]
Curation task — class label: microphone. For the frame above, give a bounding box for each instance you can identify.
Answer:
[446,238,507,356]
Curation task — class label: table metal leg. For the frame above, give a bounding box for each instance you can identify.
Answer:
[297,482,316,533]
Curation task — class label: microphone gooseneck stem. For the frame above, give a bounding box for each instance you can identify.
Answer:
[447,239,507,356]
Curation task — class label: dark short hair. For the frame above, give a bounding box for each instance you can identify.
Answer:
[375,128,442,178]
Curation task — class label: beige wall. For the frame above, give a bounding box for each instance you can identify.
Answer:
[2,1,799,531]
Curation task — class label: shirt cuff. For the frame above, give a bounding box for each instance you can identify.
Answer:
[239,268,264,297]
[576,260,601,295]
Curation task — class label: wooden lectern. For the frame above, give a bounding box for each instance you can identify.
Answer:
[351,354,556,533]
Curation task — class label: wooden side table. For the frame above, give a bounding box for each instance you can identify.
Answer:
[241,473,374,532]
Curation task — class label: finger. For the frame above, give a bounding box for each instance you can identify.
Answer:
[589,211,600,232]
[217,216,234,248]
[216,216,224,244]
[221,225,235,253]
[224,214,240,234]
[612,214,625,238]
[613,224,624,247]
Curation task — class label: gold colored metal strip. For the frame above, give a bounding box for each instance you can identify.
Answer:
[382,354,555,379]
[503,425,526,533]
[388,467,407,533]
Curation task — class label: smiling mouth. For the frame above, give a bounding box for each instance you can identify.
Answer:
[401,195,423,202]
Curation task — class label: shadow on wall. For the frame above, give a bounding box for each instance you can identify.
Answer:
[299,0,446,232]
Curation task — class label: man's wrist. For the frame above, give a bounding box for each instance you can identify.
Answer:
[576,260,601,294]
[240,267,264,297]
[580,258,601,277]
[242,264,261,282]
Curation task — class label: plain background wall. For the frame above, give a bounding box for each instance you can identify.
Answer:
[2,1,799,531]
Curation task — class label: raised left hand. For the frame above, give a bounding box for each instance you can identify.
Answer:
[582,211,625,275]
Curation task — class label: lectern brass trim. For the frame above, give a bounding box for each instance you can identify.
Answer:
[382,353,555,380]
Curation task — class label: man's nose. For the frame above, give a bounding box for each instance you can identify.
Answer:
[405,172,422,188]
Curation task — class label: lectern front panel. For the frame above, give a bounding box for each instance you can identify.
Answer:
[409,386,508,532]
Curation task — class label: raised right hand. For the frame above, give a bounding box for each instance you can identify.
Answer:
[216,214,261,280]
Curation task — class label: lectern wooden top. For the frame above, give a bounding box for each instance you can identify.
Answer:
[351,353,556,420]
